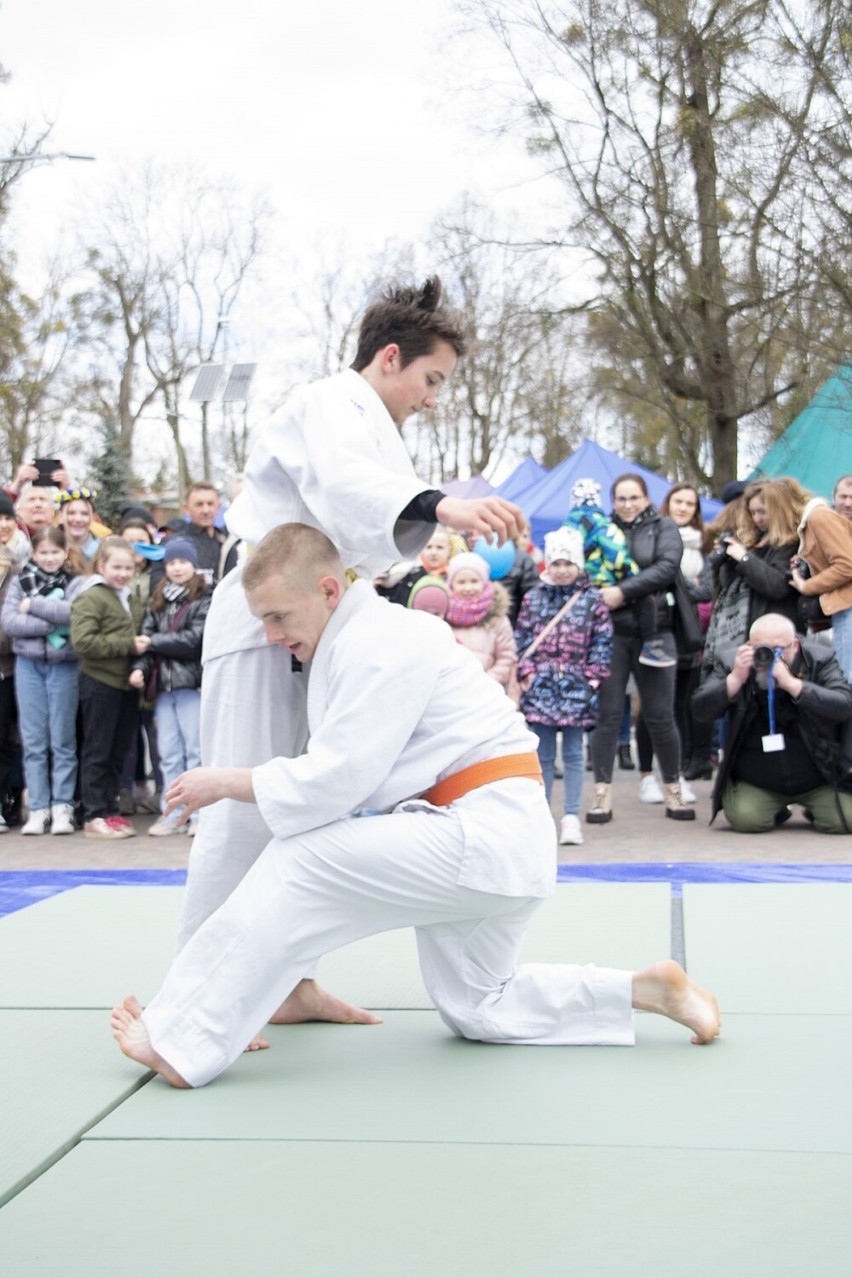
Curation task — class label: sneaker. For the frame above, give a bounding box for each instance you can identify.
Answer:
[50,803,76,836]
[678,775,697,804]
[559,814,584,845]
[0,813,8,834]
[664,782,696,821]
[147,818,186,837]
[106,815,136,837]
[639,774,665,804]
[118,788,136,815]
[638,640,676,668]
[21,808,51,835]
[586,782,612,824]
[617,743,636,770]
[84,817,129,840]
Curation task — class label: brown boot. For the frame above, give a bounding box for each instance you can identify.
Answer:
[586,782,612,824]
[664,782,696,821]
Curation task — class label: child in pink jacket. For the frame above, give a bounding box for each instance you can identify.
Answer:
[446,551,518,695]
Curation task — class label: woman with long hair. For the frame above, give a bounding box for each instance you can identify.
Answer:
[635,483,714,789]
[587,473,693,824]
[702,478,802,677]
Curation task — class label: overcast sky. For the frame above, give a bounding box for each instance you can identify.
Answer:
[1,1,565,482]
[2,0,545,278]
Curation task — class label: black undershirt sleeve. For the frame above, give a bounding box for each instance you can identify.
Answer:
[397,489,445,523]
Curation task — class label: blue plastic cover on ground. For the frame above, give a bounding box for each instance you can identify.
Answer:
[556,862,852,891]
[2,864,852,918]
[0,869,187,917]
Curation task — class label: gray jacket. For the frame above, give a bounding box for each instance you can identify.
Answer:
[1,572,85,663]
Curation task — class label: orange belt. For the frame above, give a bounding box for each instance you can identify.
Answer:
[422,753,543,807]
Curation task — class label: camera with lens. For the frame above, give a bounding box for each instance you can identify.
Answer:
[752,644,779,671]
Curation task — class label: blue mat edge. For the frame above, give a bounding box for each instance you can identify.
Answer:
[2,864,852,917]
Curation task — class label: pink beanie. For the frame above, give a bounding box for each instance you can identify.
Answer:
[446,551,490,585]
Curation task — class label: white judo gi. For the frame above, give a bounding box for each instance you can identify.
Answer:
[145,583,635,1087]
[177,369,436,947]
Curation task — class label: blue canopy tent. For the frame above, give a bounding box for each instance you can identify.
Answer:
[518,439,721,548]
[494,457,549,504]
[749,362,852,499]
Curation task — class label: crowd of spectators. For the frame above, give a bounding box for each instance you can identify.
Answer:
[0,460,238,839]
[1,457,851,843]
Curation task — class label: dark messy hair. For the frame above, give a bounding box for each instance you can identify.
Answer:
[350,276,467,370]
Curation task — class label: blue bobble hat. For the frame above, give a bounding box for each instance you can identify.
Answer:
[162,537,199,567]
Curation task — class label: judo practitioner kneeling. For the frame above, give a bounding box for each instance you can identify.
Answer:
[113,523,720,1088]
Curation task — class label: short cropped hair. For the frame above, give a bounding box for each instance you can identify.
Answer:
[351,276,467,370]
[242,523,343,593]
[834,474,852,498]
[185,481,219,501]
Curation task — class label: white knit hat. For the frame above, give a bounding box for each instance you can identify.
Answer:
[544,528,584,568]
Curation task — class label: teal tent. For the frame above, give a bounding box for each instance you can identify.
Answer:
[749,362,852,498]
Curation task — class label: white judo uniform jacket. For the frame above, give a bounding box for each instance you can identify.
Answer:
[178,369,443,945]
[251,580,556,899]
[145,584,635,1087]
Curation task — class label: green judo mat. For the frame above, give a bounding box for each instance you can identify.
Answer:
[2,881,851,1276]
[2,1141,850,1278]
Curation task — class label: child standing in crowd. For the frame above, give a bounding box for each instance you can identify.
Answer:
[117,517,163,815]
[1,527,85,835]
[130,538,211,837]
[377,525,454,606]
[70,537,150,840]
[514,528,613,846]
[446,551,519,694]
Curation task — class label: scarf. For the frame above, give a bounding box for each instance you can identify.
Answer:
[18,560,71,598]
[447,580,494,627]
[679,525,704,580]
[163,580,188,603]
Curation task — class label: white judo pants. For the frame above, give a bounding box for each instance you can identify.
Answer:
[176,568,309,950]
[144,801,635,1088]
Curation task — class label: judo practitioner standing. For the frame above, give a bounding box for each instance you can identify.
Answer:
[113,524,720,1088]
[178,278,523,963]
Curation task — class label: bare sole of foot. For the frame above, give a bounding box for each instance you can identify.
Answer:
[268,978,383,1026]
[111,994,192,1087]
[632,960,721,1045]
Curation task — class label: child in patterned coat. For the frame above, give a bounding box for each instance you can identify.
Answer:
[514,527,613,846]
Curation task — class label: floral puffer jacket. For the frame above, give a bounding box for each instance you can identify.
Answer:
[514,578,613,728]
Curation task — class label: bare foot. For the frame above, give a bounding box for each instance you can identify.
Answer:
[111,994,192,1087]
[268,978,383,1026]
[245,1034,270,1052]
[632,960,721,1045]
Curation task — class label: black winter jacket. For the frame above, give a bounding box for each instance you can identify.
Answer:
[692,639,852,821]
[707,538,800,633]
[132,588,212,693]
[610,506,682,637]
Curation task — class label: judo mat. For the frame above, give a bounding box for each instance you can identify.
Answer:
[2,881,851,1274]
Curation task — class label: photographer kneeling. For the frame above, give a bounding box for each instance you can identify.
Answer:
[692,613,852,833]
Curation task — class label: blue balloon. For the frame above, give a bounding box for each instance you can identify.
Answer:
[472,536,515,580]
